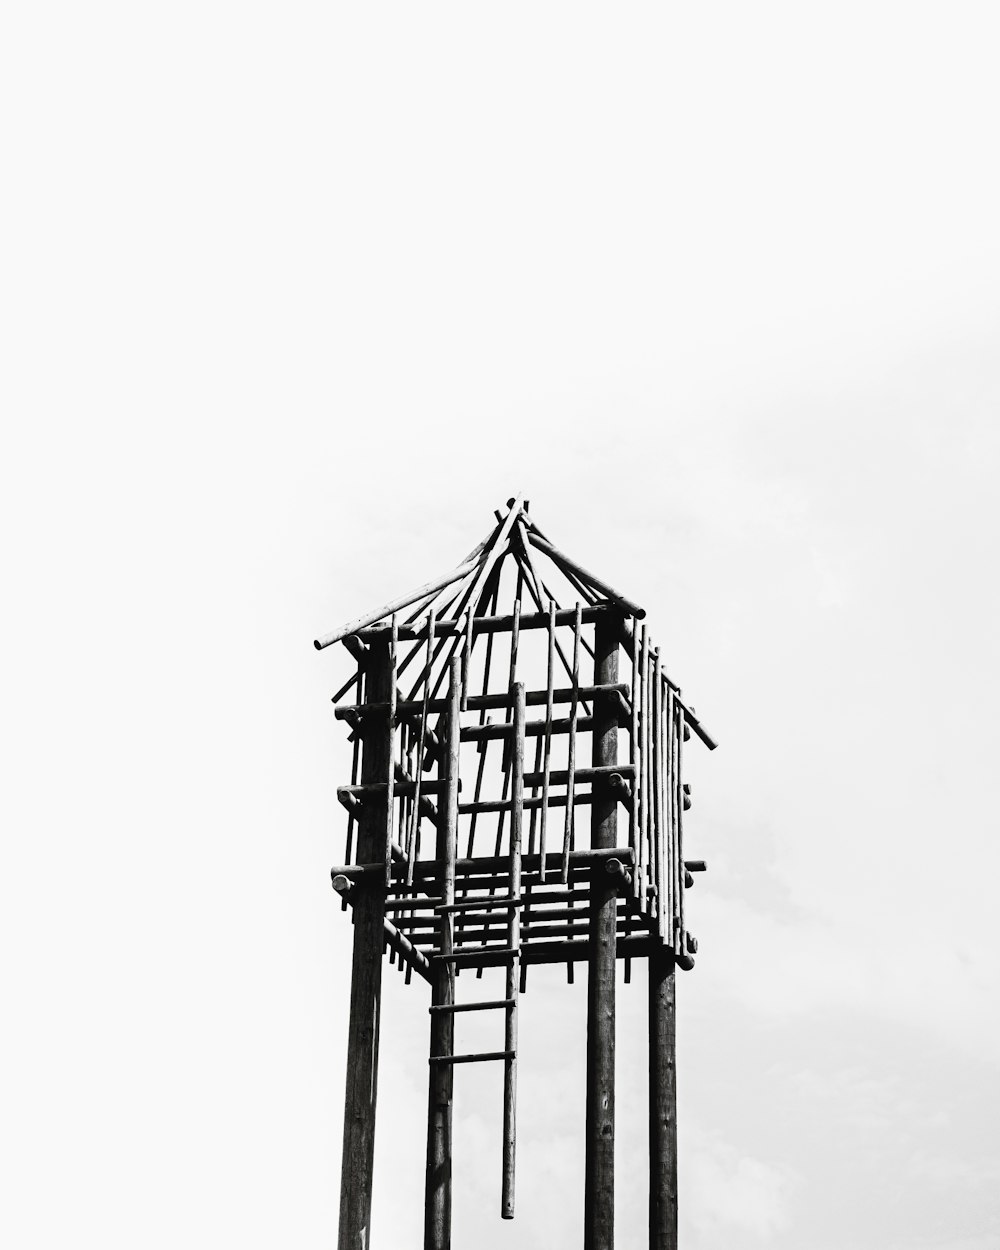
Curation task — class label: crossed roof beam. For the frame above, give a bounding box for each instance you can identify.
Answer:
[313,496,646,654]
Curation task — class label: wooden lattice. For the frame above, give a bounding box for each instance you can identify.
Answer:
[314,498,716,1250]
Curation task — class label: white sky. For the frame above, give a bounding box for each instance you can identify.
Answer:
[3,2,999,1247]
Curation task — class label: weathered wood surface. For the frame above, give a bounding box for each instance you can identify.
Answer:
[330,845,634,884]
[585,612,619,1250]
[336,683,629,721]
[425,659,461,1250]
[526,530,645,620]
[649,946,678,1250]
[314,546,489,650]
[338,639,391,1250]
[502,682,525,1219]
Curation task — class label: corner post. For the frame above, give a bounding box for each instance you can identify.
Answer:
[425,657,461,1250]
[648,945,678,1248]
[585,610,620,1250]
[338,638,391,1250]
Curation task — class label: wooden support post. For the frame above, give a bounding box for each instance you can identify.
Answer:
[502,682,525,1218]
[585,612,619,1250]
[648,945,678,1250]
[338,639,391,1250]
[425,657,461,1250]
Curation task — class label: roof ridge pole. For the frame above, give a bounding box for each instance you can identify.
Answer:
[314,552,484,650]
[585,610,620,1250]
[524,530,646,620]
[451,496,524,640]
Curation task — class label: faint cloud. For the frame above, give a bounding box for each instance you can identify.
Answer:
[910,1152,1000,1191]
[687,1134,796,1241]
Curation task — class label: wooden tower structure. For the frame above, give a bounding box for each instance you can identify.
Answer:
[313,497,716,1249]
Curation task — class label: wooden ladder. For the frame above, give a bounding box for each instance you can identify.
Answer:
[428,680,525,1221]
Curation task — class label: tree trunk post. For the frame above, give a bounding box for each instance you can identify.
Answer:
[424,657,461,1249]
[648,945,678,1249]
[338,639,391,1250]
[585,612,619,1250]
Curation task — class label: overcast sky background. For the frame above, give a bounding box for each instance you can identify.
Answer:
[3,2,999,1248]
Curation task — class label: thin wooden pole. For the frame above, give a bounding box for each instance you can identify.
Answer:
[629,629,640,898]
[585,612,619,1250]
[638,623,649,910]
[648,945,678,1250]
[538,597,556,881]
[315,547,488,649]
[651,647,663,939]
[425,657,461,1250]
[512,522,593,717]
[524,530,645,620]
[664,685,676,943]
[675,700,685,960]
[502,683,525,1219]
[407,611,435,885]
[338,639,391,1250]
[561,603,582,883]
[385,616,398,888]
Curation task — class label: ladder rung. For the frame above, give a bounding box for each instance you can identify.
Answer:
[428,998,516,1014]
[429,1050,516,1065]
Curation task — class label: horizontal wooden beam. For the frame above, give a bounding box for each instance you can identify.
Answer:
[335,683,630,720]
[461,716,595,743]
[437,896,523,914]
[338,778,454,800]
[522,763,635,788]
[459,791,593,816]
[426,935,660,968]
[330,846,633,884]
[354,604,613,644]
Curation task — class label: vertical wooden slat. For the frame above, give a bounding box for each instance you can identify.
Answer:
[585,612,619,1250]
[407,611,435,886]
[539,597,556,881]
[651,649,664,941]
[639,624,651,922]
[674,698,685,958]
[629,624,640,898]
[425,657,461,1250]
[562,602,582,883]
[384,615,398,888]
[664,683,675,943]
[345,732,360,869]
[338,639,391,1250]
[502,682,525,1219]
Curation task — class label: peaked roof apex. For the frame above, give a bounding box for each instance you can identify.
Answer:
[313,498,645,652]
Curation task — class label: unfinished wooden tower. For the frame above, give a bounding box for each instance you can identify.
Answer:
[313,498,716,1249]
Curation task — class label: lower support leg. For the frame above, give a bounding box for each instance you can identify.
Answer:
[425,962,455,1250]
[648,945,677,1249]
[585,614,619,1250]
[338,886,385,1249]
[425,657,461,1250]
[585,863,617,1250]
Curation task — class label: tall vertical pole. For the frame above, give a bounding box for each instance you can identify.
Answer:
[502,682,525,1219]
[338,638,391,1250]
[425,657,461,1250]
[648,946,678,1249]
[585,611,619,1250]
